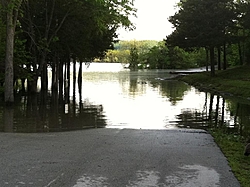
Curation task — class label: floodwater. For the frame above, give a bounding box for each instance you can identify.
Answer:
[1,63,250,137]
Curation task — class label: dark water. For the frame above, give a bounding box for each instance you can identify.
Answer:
[1,63,250,138]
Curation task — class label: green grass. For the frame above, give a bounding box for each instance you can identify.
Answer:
[210,129,250,187]
[180,65,250,99]
[179,65,250,187]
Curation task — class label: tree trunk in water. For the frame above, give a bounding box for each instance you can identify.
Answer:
[52,59,56,92]
[64,58,70,104]
[4,1,22,103]
[242,29,246,64]
[217,46,221,70]
[41,58,48,93]
[73,57,76,98]
[40,59,48,105]
[52,55,59,93]
[78,61,83,112]
[209,46,215,77]
[27,75,38,93]
[4,105,14,132]
[64,62,67,102]
[223,43,227,70]
[21,78,26,92]
[238,41,243,65]
[78,61,83,92]
[59,60,64,103]
[5,11,15,103]
[206,48,209,71]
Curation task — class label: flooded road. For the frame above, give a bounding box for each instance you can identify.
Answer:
[0,63,250,138]
[0,129,240,187]
[0,63,243,186]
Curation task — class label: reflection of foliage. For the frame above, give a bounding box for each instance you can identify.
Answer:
[172,94,250,140]
[158,81,190,105]
[128,79,147,98]
[226,100,250,138]
[6,94,107,133]
[174,109,209,129]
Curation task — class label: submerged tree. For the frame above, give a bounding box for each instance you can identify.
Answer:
[129,44,139,69]
[18,0,136,93]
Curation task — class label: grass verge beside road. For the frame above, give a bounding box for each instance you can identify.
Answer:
[210,129,250,187]
[179,65,250,187]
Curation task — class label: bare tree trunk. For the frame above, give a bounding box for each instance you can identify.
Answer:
[78,61,83,112]
[78,61,83,92]
[41,59,48,93]
[209,46,215,77]
[223,43,227,70]
[73,57,76,98]
[58,60,64,103]
[242,29,246,65]
[64,61,67,103]
[238,41,243,65]
[206,48,209,71]
[217,46,221,70]
[51,55,59,110]
[4,11,15,103]
[64,58,70,104]
[52,55,57,92]
[3,0,22,103]
[4,105,14,132]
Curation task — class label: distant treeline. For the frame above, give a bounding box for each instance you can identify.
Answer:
[98,34,249,70]
[96,40,208,69]
[99,0,250,72]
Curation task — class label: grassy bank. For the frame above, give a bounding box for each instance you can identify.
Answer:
[180,65,250,99]
[179,65,250,187]
[210,129,250,187]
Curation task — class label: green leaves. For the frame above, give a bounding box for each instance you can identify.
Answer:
[19,0,136,61]
[167,0,237,48]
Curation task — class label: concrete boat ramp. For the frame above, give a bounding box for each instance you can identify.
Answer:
[0,128,240,187]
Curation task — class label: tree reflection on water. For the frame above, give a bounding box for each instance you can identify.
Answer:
[0,63,250,138]
[1,92,107,133]
[172,93,250,139]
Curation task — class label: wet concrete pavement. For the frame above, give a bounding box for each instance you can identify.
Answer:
[0,128,240,187]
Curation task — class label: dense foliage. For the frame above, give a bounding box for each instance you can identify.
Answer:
[167,0,250,76]
[0,0,136,101]
[99,40,208,69]
[101,0,250,73]
[2,0,250,100]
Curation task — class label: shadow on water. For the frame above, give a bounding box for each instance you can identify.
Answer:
[0,91,107,133]
[171,93,250,139]
[0,63,250,139]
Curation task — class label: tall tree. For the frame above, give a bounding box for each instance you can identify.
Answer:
[238,0,250,65]
[167,0,237,76]
[20,0,136,93]
[1,0,22,103]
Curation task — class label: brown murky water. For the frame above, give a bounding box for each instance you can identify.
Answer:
[1,63,250,137]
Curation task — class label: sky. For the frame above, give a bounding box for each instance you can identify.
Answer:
[117,0,179,41]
